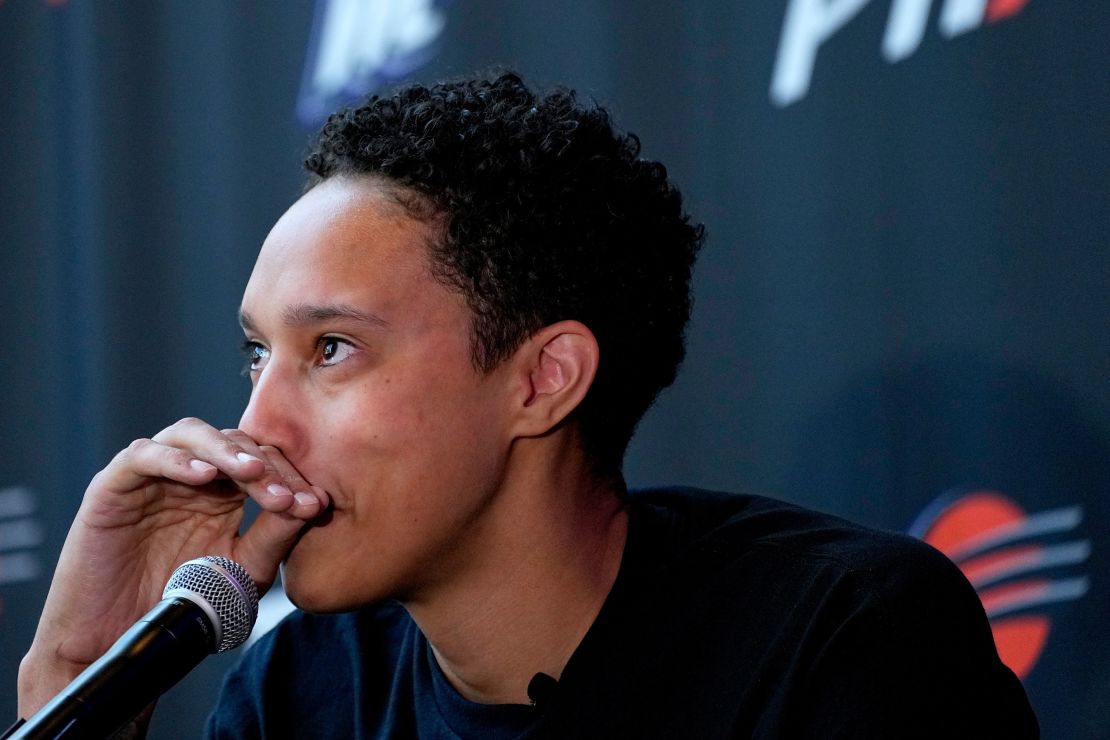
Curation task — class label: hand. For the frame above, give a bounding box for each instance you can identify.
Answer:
[16,417,329,718]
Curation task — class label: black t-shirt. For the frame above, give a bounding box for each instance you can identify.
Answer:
[206,488,1038,738]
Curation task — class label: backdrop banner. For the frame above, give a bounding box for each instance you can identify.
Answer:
[1,2,1106,737]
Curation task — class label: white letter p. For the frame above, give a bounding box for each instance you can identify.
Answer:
[770,0,871,107]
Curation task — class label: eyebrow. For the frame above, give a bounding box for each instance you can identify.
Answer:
[238,303,389,333]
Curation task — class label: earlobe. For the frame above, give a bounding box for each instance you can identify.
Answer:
[515,321,598,436]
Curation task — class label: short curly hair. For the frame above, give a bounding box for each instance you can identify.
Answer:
[304,71,704,473]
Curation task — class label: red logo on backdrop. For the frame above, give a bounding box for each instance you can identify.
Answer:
[909,489,1089,679]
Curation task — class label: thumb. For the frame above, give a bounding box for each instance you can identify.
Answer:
[232,511,310,594]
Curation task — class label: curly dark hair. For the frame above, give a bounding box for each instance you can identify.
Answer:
[304,71,704,473]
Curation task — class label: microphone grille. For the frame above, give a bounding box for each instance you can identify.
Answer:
[163,556,260,652]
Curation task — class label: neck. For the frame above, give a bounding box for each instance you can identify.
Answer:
[403,436,629,705]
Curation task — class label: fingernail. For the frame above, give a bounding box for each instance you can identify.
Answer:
[294,492,317,507]
[190,459,216,473]
[267,483,293,498]
[237,452,262,464]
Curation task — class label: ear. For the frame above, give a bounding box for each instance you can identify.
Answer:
[510,320,599,438]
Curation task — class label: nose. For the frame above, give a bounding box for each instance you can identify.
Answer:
[238,362,303,457]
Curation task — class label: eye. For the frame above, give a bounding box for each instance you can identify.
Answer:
[240,340,270,375]
[317,336,357,367]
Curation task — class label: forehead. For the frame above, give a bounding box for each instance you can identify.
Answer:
[242,177,446,317]
[263,177,431,271]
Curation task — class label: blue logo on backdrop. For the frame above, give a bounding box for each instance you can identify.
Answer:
[297,0,451,126]
[0,487,43,620]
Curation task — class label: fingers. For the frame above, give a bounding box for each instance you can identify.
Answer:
[152,417,269,479]
[220,438,331,590]
[217,431,329,516]
[85,418,330,582]
[90,439,225,503]
[127,418,320,511]
[91,417,266,494]
[256,442,330,514]
[88,418,329,527]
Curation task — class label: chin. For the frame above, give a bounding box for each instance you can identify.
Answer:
[281,566,354,613]
[281,540,389,614]
[281,544,344,613]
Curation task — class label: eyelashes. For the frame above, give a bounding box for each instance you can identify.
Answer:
[318,337,357,366]
[240,340,269,376]
[239,337,356,376]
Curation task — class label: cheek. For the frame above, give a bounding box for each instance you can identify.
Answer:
[362,362,496,437]
[318,373,496,470]
[308,350,508,485]
[331,373,421,435]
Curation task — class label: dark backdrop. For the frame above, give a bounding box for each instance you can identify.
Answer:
[2,1,1106,737]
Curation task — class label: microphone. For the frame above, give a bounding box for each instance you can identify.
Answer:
[13,556,259,740]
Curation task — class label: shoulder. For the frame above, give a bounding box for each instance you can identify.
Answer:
[625,487,1010,682]
[617,485,1038,736]
[626,487,1037,737]
[630,485,954,583]
[630,485,994,638]
[620,486,983,650]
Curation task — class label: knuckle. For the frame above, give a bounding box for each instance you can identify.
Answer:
[125,437,154,455]
[221,429,255,450]
[164,416,203,435]
[89,467,113,489]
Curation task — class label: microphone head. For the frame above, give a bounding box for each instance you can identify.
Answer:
[162,556,260,653]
